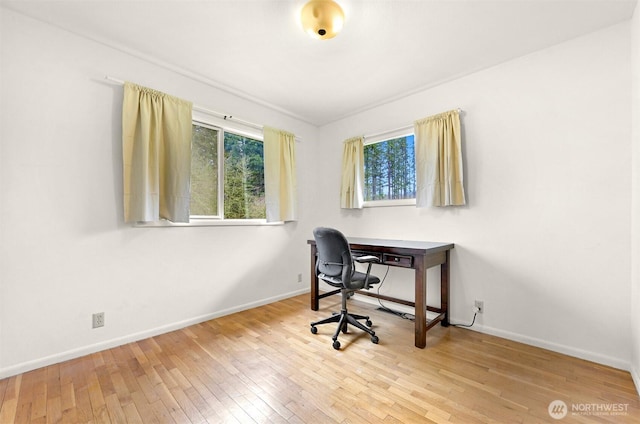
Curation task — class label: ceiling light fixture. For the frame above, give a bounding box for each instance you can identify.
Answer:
[300,0,345,40]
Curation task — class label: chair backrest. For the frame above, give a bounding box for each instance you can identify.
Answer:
[313,227,353,281]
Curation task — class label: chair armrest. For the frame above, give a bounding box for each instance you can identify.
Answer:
[353,255,380,263]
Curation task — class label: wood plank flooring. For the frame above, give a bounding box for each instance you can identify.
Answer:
[0,294,638,423]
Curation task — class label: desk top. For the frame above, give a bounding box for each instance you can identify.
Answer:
[308,237,454,254]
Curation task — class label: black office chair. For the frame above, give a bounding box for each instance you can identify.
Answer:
[310,227,381,350]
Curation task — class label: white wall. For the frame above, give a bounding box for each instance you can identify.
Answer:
[0,9,318,377]
[315,23,632,370]
[631,3,640,393]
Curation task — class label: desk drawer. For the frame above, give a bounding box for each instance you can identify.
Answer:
[383,253,413,268]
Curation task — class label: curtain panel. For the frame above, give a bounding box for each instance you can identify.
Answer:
[122,82,193,223]
[414,110,466,207]
[263,126,298,222]
[340,136,365,209]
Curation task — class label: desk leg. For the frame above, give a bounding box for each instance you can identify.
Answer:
[310,244,319,311]
[441,250,450,327]
[415,255,427,348]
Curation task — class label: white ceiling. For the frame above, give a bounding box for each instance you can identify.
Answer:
[2,0,637,125]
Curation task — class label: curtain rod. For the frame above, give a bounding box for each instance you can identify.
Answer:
[364,108,463,140]
[104,76,266,133]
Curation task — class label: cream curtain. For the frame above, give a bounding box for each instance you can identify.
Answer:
[263,126,298,222]
[414,110,466,207]
[122,82,193,223]
[340,136,365,209]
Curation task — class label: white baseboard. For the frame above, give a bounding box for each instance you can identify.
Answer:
[461,322,630,371]
[0,288,309,379]
[632,365,640,397]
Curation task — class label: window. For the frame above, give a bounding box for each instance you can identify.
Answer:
[190,122,265,220]
[364,134,416,204]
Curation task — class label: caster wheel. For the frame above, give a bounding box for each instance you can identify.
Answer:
[333,340,341,350]
[371,335,379,344]
[310,326,317,334]
[341,325,348,334]
[366,320,372,327]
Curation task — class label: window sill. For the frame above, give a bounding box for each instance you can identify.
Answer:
[363,199,416,208]
[133,218,284,227]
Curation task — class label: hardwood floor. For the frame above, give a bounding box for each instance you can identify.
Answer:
[0,294,638,423]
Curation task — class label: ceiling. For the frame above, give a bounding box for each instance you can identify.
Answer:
[2,0,637,126]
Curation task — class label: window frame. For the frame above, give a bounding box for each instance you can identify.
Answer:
[363,126,417,208]
[135,111,280,227]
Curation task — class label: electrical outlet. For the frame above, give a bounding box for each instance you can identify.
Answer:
[297,273,303,283]
[92,312,105,328]
[474,300,484,314]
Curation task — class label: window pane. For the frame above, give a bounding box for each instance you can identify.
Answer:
[224,132,265,219]
[190,124,219,216]
[364,135,416,201]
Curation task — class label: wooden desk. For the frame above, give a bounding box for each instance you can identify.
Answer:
[308,237,454,348]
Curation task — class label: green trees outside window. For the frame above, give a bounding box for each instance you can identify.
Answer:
[190,123,265,219]
[223,133,265,219]
[364,135,416,201]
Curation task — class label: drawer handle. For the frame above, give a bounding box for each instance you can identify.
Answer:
[394,257,399,262]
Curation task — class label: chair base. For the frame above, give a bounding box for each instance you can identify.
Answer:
[310,309,379,350]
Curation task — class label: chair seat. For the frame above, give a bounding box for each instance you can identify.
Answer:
[319,271,381,290]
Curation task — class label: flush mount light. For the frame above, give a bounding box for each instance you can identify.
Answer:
[300,0,345,40]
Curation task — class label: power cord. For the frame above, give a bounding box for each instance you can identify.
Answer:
[366,264,480,328]
[451,306,480,328]
[374,266,418,321]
